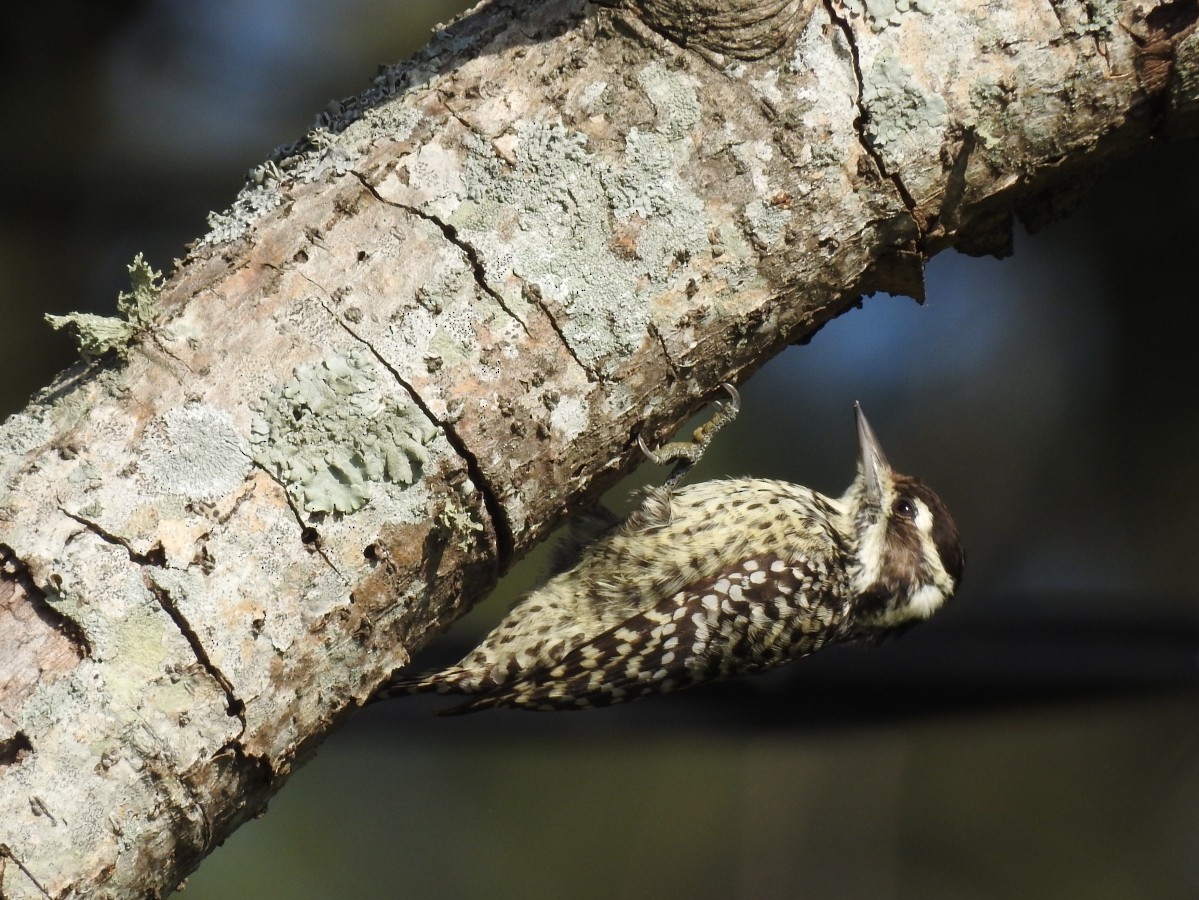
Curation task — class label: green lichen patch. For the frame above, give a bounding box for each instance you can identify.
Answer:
[845,0,939,32]
[250,347,438,515]
[437,496,485,552]
[1074,0,1118,38]
[862,50,948,149]
[968,76,1018,149]
[46,254,163,361]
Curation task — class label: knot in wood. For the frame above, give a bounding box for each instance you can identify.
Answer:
[614,0,818,60]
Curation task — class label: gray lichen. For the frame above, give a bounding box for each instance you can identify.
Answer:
[744,198,792,248]
[637,63,701,142]
[203,82,427,247]
[139,405,252,502]
[968,76,1018,149]
[205,183,290,247]
[862,50,948,148]
[1074,0,1118,38]
[844,0,940,32]
[450,65,711,372]
[250,347,437,515]
[46,254,163,361]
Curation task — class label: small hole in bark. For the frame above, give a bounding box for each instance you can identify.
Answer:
[0,732,33,768]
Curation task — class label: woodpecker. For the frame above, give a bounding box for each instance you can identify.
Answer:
[377,390,963,714]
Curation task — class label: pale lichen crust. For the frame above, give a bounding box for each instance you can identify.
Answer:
[139,405,252,502]
[250,347,437,515]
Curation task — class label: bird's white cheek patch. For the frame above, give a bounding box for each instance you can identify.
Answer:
[914,502,934,533]
[907,583,947,620]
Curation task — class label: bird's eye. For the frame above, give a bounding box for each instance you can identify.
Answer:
[893,497,917,520]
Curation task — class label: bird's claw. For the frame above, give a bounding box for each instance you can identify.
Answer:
[638,382,741,486]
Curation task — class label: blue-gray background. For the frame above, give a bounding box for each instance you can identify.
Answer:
[3,3,1198,897]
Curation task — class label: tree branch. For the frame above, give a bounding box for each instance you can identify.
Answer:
[1,0,1196,895]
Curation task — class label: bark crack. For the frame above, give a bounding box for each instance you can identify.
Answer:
[0,843,51,898]
[1046,0,1070,37]
[353,172,531,338]
[58,510,246,727]
[288,258,506,568]
[59,509,164,567]
[284,261,511,567]
[144,577,245,725]
[355,172,598,381]
[0,542,92,658]
[520,281,599,380]
[824,0,923,237]
[320,302,515,569]
[647,321,682,382]
[248,457,346,578]
[28,795,55,826]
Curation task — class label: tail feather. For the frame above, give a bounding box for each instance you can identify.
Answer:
[374,669,600,715]
[372,665,495,706]
[434,690,515,716]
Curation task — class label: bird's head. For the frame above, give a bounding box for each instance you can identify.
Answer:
[841,403,964,641]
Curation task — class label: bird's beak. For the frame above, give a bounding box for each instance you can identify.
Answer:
[855,402,891,505]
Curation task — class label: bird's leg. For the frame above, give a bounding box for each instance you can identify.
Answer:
[554,387,738,577]
[638,382,740,488]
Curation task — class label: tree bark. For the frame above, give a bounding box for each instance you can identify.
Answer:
[1,0,1196,895]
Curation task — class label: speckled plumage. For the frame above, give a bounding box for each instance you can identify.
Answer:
[378,404,963,714]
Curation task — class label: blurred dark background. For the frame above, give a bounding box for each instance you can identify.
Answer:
[3,3,1198,898]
